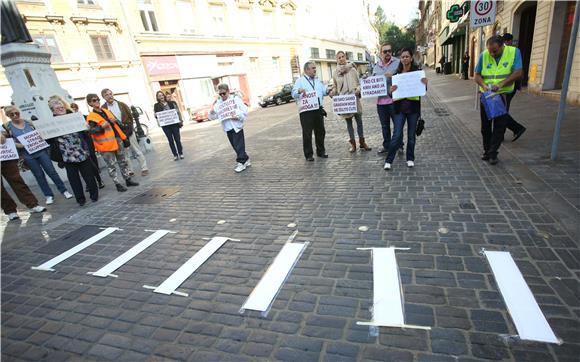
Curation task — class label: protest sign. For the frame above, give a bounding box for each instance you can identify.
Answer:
[33,112,88,139]
[16,130,49,154]
[392,70,427,100]
[156,109,181,126]
[0,138,19,161]
[361,76,388,98]
[332,94,358,115]
[298,91,319,113]
[217,99,238,121]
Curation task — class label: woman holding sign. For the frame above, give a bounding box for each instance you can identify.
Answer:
[383,47,428,171]
[154,91,183,161]
[330,51,371,153]
[3,106,72,204]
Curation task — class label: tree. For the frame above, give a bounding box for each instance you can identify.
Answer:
[374,6,419,55]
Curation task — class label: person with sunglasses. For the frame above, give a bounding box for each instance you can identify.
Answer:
[208,84,251,173]
[153,91,184,161]
[86,93,139,192]
[3,105,73,205]
[372,43,401,155]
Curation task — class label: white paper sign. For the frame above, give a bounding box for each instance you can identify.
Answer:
[156,109,181,126]
[392,70,427,100]
[0,138,19,161]
[332,94,358,114]
[298,91,319,113]
[16,130,49,154]
[217,99,238,121]
[33,113,88,139]
[361,76,388,98]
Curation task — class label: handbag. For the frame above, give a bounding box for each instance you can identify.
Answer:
[481,90,507,119]
[416,116,425,136]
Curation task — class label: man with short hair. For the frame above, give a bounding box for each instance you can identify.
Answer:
[101,88,149,176]
[372,43,400,154]
[86,93,139,192]
[501,33,527,141]
[474,35,524,165]
[292,61,328,161]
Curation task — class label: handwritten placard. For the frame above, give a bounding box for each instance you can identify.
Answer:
[299,91,319,113]
[156,109,181,127]
[217,99,238,121]
[34,112,88,139]
[332,94,358,115]
[0,138,19,161]
[16,130,49,154]
[392,70,426,100]
[361,75,388,98]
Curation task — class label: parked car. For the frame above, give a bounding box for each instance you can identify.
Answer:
[259,84,294,107]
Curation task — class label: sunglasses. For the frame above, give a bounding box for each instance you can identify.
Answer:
[218,92,227,96]
[383,49,392,54]
[90,98,100,103]
[8,112,20,116]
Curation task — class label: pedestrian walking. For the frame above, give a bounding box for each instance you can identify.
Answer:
[474,35,524,165]
[291,61,328,161]
[101,88,149,176]
[2,106,73,205]
[501,33,527,142]
[1,133,46,220]
[462,51,470,80]
[330,51,371,153]
[47,96,98,206]
[372,43,400,155]
[153,91,184,161]
[384,47,428,171]
[208,84,251,173]
[438,55,446,74]
[86,93,139,192]
[71,102,105,189]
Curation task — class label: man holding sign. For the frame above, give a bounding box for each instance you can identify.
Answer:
[3,106,72,205]
[292,62,329,161]
[208,84,251,173]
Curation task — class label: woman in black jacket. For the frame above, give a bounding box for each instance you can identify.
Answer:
[47,96,98,206]
[153,91,184,161]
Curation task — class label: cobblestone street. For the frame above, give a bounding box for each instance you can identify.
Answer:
[1,71,579,361]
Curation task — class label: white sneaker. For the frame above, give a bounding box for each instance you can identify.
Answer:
[29,206,47,213]
[245,160,251,167]
[234,162,247,173]
[407,161,415,168]
[45,196,54,205]
[8,213,19,220]
[63,191,73,199]
[383,162,391,170]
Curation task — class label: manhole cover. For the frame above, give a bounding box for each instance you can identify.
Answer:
[126,187,181,204]
[460,202,476,209]
[434,107,449,116]
[36,225,106,255]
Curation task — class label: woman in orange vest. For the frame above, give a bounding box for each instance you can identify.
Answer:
[86,93,139,192]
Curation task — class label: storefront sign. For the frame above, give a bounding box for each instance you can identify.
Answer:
[298,91,319,113]
[156,109,181,127]
[332,94,358,114]
[16,130,49,154]
[446,4,464,23]
[0,138,19,161]
[470,0,496,28]
[217,99,238,121]
[142,56,181,78]
[33,113,88,139]
[361,76,388,98]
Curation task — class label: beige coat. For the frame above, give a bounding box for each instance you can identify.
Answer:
[332,63,362,119]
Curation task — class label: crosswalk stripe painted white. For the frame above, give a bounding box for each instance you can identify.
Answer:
[485,251,561,344]
[31,227,119,272]
[143,236,233,297]
[88,230,172,278]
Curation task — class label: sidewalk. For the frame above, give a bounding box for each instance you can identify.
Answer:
[426,70,580,241]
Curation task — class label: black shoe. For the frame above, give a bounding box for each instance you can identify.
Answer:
[317,154,329,158]
[116,183,127,192]
[489,158,499,165]
[512,127,526,142]
[78,200,86,206]
[126,179,139,187]
[306,157,314,162]
[98,182,105,189]
[91,198,98,202]
[481,154,490,161]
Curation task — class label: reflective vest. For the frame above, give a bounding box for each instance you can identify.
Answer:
[86,108,126,153]
[479,46,516,94]
[404,96,421,101]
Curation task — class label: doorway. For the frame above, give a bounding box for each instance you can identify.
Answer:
[514,1,537,86]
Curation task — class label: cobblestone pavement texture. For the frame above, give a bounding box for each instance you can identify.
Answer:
[1,70,579,361]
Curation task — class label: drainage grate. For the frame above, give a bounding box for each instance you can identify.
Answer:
[36,225,106,255]
[125,186,181,205]
[460,202,476,210]
[434,107,450,116]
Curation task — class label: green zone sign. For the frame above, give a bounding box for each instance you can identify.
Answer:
[446,4,464,23]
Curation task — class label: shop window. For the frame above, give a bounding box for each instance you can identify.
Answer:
[32,34,63,63]
[90,35,114,61]
[310,47,319,59]
[357,53,363,61]
[325,49,335,59]
[138,0,159,32]
[346,51,353,60]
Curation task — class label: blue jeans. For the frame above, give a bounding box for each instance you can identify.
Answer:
[377,104,396,150]
[386,112,419,163]
[24,150,67,197]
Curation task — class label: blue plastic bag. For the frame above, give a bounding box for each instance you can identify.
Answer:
[481,90,507,119]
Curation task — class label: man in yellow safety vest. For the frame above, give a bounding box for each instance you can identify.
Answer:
[474,35,524,165]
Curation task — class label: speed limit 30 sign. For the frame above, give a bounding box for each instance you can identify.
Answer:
[470,0,496,28]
